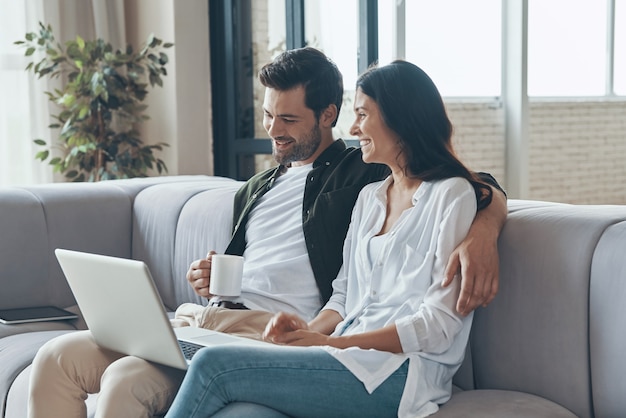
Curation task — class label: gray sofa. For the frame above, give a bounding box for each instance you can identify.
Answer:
[1,176,625,418]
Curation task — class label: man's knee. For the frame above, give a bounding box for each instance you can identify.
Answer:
[100,356,184,399]
[100,356,151,396]
[32,331,92,372]
[98,356,184,417]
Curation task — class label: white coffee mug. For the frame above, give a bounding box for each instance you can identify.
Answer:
[209,254,244,297]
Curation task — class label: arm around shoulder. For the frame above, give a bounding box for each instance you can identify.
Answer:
[443,183,507,316]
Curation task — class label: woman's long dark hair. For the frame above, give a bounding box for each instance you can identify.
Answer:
[356,60,492,210]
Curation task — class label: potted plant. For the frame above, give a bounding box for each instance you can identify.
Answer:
[15,22,173,181]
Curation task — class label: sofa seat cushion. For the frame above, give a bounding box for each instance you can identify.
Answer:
[433,390,578,417]
[5,364,99,418]
[0,330,76,415]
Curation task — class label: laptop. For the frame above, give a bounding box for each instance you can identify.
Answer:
[55,248,268,370]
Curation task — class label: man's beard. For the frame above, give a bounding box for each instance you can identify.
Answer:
[273,123,322,165]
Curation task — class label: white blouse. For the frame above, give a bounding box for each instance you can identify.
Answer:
[322,176,477,418]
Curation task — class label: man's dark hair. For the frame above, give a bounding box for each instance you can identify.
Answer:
[259,47,343,126]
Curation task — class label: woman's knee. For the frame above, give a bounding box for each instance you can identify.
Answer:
[188,345,253,376]
[183,345,258,390]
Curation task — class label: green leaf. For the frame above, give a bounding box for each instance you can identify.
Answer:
[35,150,49,161]
[78,106,90,120]
[49,157,62,165]
[25,47,36,56]
[148,73,163,87]
[163,43,174,48]
[76,35,85,50]
[38,67,53,78]
[34,139,47,146]
[61,117,74,135]
[57,93,76,107]
[147,33,156,48]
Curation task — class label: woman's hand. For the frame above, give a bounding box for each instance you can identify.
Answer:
[263,312,309,343]
[273,329,332,347]
[264,310,347,348]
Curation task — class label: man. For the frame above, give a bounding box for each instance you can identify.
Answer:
[29,47,506,418]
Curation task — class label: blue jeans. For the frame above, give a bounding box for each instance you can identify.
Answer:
[165,345,408,418]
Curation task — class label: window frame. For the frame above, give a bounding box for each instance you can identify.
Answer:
[209,0,378,179]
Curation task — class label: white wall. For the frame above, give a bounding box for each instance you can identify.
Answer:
[125,0,212,176]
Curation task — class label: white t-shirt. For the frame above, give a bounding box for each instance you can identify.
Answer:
[323,176,477,418]
[238,164,321,321]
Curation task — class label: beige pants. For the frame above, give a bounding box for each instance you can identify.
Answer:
[28,305,274,418]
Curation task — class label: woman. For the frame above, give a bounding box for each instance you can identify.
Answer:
[165,60,493,418]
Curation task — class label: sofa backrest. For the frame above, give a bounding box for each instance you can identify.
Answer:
[0,175,214,315]
[0,183,134,311]
[589,220,626,418]
[131,178,243,311]
[464,200,626,418]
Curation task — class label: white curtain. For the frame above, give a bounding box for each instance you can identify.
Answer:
[0,0,126,187]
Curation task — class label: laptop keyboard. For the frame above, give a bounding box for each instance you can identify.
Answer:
[178,340,204,360]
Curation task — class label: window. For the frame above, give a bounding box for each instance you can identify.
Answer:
[211,0,625,180]
[614,0,626,94]
[528,0,607,96]
[379,0,502,97]
[304,0,359,138]
[252,0,287,134]
[0,3,50,186]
